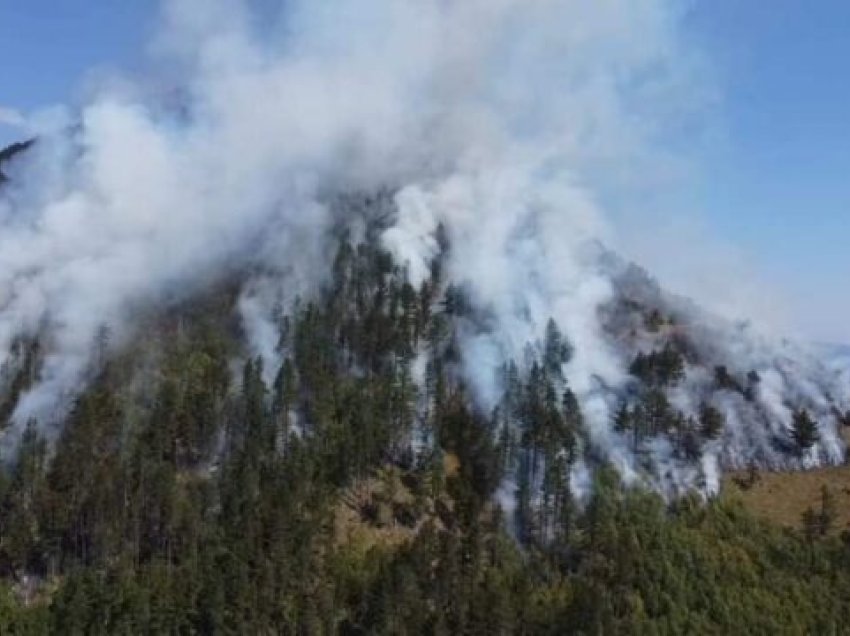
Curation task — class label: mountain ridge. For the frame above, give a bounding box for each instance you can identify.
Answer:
[0,154,849,630]
[0,143,846,495]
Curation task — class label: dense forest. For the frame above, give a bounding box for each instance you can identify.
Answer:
[0,212,847,635]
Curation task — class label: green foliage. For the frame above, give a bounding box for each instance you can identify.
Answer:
[0,234,846,633]
[714,365,742,392]
[791,408,820,453]
[802,485,837,539]
[714,366,762,402]
[699,402,725,441]
[629,344,685,388]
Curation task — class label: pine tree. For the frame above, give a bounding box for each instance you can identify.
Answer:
[791,408,819,453]
[699,402,725,441]
[801,506,821,542]
[818,485,836,536]
[613,403,632,434]
[714,365,742,392]
[544,319,571,378]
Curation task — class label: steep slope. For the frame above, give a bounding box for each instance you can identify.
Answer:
[0,0,848,629]
[0,154,846,499]
[0,226,845,632]
[599,258,848,476]
[0,0,844,502]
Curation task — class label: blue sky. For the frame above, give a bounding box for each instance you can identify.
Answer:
[0,1,847,341]
[689,0,850,343]
[0,2,151,121]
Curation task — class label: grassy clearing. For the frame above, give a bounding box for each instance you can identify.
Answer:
[723,462,850,536]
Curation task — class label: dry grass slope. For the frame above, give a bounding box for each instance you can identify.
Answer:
[723,429,850,536]
[724,466,850,535]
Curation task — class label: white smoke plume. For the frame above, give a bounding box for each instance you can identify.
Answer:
[0,106,26,129]
[0,0,845,491]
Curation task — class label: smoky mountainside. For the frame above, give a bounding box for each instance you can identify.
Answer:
[0,144,849,633]
[0,143,845,499]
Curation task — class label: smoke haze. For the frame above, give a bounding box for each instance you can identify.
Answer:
[0,0,845,492]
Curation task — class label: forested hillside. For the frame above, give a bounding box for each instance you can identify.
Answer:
[1,0,849,631]
[0,221,848,634]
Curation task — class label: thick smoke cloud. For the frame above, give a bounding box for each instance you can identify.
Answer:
[0,0,698,419]
[0,0,845,490]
